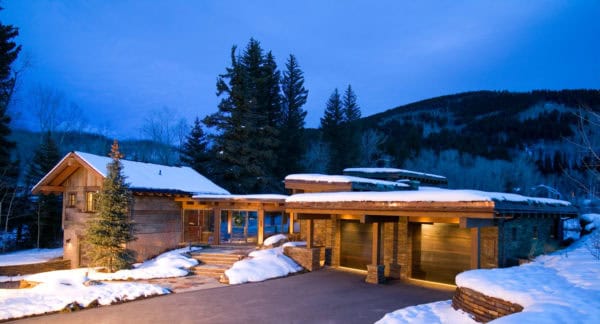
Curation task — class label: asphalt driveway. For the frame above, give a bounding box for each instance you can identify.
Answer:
[12,268,454,324]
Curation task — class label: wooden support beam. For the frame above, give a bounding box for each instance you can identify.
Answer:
[213,208,221,245]
[471,227,480,269]
[365,215,400,223]
[372,222,380,265]
[409,216,459,224]
[307,219,314,248]
[227,210,233,235]
[297,213,332,220]
[258,209,265,245]
[289,212,295,234]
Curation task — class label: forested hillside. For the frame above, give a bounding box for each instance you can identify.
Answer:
[318,89,600,205]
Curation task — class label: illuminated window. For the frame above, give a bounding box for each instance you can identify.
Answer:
[68,193,76,207]
[86,192,97,212]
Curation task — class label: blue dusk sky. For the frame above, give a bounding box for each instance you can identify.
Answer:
[2,1,599,138]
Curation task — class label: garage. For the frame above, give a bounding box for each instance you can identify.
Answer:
[340,220,372,270]
[411,223,471,284]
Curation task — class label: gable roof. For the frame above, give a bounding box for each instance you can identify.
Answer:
[32,151,230,196]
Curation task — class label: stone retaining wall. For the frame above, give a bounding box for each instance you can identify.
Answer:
[283,246,322,271]
[0,259,71,276]
[452,286,523,322]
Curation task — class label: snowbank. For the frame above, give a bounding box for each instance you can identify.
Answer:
[0,248,63,266]
[376,300,476,324]
[263,234,288,246]
[0,247,201,320]
[377,230,600,323]
[581,213,600,231]
[225,246,303,285]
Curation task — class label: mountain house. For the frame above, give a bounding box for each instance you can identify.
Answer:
[33,154,577,285]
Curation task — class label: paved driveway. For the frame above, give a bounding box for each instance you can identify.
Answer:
[13,268,454,324]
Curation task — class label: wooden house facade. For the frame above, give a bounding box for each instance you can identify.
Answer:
[31,151,230,268]
[283,172,577,284]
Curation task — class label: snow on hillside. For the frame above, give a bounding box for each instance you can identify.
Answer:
[377,216,600,323]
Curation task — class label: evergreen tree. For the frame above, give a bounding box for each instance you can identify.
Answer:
[204,38,283,193]
[180,118,211,176]
[85,140,136,272]
[279,54,308,177]
[0,14,21,248]
[341,84,362,167]
[320,89,346,173]
[27,132,61,248]
[342,84,361,122]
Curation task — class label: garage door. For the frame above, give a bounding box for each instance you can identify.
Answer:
[340,220,372,270]
[411,223,471,284]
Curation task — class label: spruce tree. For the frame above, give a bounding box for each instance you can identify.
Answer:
[342,84,362,167]
[180,117,211,176]
[320,89,346,173]
[342,84,361,122]
[27,132,61,247]
[279,54,308,177]
[0,14,21,245]
[85,140,136,272]
[204,38,283,193]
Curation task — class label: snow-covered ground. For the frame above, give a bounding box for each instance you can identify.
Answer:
[0,248,63,266]
[225,241,305,285]
[0,247,200,320]
[377,214,600,324]
[1,241,306,321]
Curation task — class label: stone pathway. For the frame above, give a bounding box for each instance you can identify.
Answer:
[139,274,226,293]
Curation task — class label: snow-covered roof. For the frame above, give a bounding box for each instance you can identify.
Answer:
[75,151,230,195]
[343,167,447,180]
[193,194,288,201]
[284,173,410,189]
[286,186,571,206]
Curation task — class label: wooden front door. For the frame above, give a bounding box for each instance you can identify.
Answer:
[184,211,203,243]
[411,223,471,284]
[340,220,372,270]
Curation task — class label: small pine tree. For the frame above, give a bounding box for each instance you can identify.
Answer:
[180,117,211,176]
[85,140,136,272]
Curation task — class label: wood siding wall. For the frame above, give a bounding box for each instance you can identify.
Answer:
[128,196,182,261]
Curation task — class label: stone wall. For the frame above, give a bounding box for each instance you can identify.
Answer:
[452,286,523,322]
[499,216,560,267]
[283,246,322,271]
[0,259,71,276]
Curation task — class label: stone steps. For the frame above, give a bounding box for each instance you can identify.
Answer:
[189,250,248,283]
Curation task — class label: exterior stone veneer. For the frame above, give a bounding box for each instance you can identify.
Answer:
[0,259,71,276]
[283,246,322,271]
[365,264,385,284]
[452,286,524,322]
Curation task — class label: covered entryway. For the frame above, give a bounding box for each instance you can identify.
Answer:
[411,223,471,284]
[340,220,372,270]
[183,209,213,243]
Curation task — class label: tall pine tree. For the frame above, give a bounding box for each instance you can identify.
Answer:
[342,84,362,167]
[320,89,346,173]
[85,140,136,272]
[204,38,283,193]
[279,54,308,178]
[180,117,211,176]
[0,14,21,245]
[27,132,61,248]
